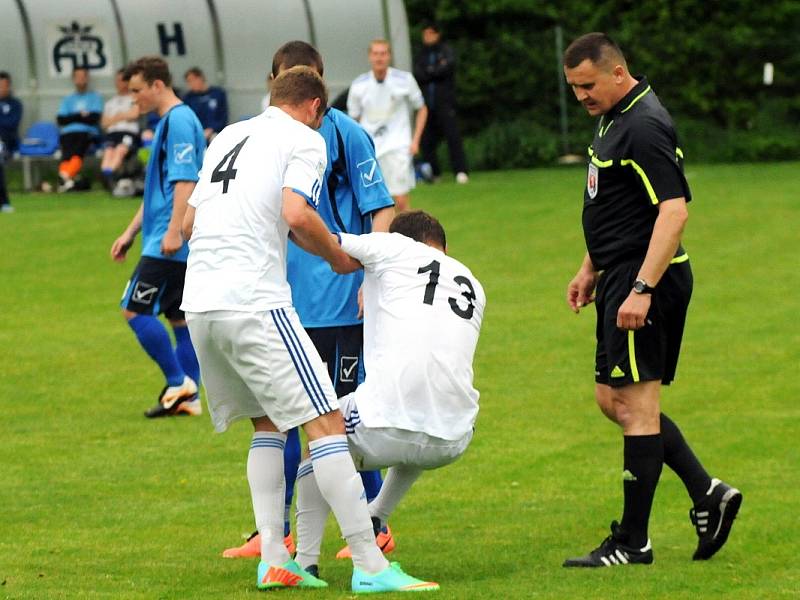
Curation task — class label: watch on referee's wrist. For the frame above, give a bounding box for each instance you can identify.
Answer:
[632,278,656,295]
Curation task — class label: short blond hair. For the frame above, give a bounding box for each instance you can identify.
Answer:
[270,65,328,118]
[369,39,391,53]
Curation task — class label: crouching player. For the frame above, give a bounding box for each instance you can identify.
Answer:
[293,210,486,592]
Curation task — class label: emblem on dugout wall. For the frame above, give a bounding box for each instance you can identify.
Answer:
[50,21,110,76]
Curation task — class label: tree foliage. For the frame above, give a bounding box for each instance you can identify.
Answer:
[405,0,800,167]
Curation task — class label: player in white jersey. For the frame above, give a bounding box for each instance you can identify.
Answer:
[348,39,427,212]
[293,210,486,581]
[180,66,435,594]
[100,68,140,191]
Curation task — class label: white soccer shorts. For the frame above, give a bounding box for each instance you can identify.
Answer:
[186,308,340,433]
[378,149,415,196]
[339,392,472,471]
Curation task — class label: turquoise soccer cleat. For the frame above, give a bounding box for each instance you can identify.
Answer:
[256,558,328,590]
[352,561,439,594]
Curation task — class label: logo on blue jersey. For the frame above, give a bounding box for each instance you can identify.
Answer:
[173,143,195,164]
[357,158,383,188]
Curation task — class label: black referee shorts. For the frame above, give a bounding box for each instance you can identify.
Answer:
[120,256,187,320]
[595,258,693,387]
[306,325,364,398]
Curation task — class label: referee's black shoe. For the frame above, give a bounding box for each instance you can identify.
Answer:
[690,478,742,560]
[563,521,653,567]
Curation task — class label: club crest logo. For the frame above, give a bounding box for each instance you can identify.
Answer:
[51,22,108,75]
[587,163,599,199]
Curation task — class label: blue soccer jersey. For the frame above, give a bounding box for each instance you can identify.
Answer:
[183,86,228,134]
[287,108,394,327]
[141,104,204,262]
[57,91,104,135]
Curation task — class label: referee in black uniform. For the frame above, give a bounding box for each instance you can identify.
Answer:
[561,33,742,568]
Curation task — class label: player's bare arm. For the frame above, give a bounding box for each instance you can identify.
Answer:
[371,205,395,233]
[161,180,196,256]
[101,105,139,129]
[567,252,598,313]
[617,197,688,330]
[281,189,360,274]
[110,202,144,262]
[181,205,196,241]
[410,104,428,155]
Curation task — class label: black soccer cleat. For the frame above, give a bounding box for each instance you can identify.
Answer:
[144,377,201,418]
[690,478,742,560]
[563,521,653,568]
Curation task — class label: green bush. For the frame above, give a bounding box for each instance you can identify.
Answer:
[463,118,560,170]
[405,0,800,169]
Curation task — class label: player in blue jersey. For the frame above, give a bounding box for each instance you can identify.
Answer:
[222,41,397,564]
[182,67,228,145]
[56,68,104,192]
[0,71,22,213]
[110,56,205,418]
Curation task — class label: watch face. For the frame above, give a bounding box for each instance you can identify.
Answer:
[633,281,645,293]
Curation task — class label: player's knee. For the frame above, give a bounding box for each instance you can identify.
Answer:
[595,384,619,424]
[303,410,345,441]
[122,308,138,321]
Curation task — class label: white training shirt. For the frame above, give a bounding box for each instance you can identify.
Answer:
[339,232,486,440]
[182,106,326,313]
[347,67,424,157]
[102,94,139,134]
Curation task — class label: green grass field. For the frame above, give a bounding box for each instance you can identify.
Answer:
[1,163,798,599]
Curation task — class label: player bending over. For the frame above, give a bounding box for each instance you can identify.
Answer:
[293,210,486,587]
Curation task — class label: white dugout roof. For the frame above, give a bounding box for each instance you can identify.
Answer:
[1,0,411,130]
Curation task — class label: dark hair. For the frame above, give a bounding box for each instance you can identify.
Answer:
[72,67,89,76]
[0,71,10,82]
[389,210,446,248]
[270,66,328,118]
[563,32,625,69]
[271,41,324,78]
[421,21,441,33]
[124,56,172,87]
[184,66,204,79]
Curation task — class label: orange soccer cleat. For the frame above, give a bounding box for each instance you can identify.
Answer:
[222,532,296,558]
[336,525,395,559]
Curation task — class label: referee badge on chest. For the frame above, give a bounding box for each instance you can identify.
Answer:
[587,163,599,199]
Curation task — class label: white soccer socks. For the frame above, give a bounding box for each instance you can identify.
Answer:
[367,465,424,528]
[294,458,329,569]
[308,435,389,574]
[247,432,290,565]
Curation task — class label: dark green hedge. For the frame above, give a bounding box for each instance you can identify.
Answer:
[405,0,800,169]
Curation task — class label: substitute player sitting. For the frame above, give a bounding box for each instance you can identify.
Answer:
[293,210,486,587]
[181,67,435,594]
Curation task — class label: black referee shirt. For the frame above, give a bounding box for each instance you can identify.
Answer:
[582,76,691,271]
